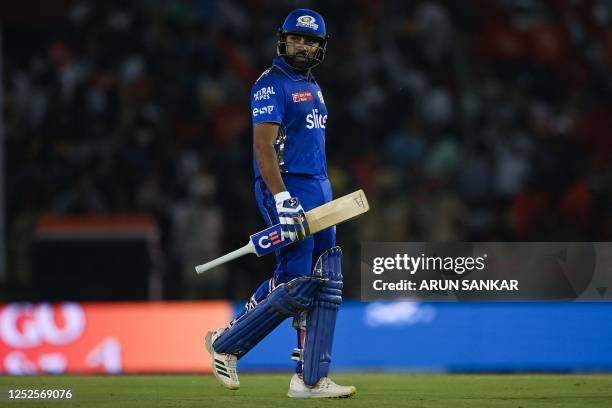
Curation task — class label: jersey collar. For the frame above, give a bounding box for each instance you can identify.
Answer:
[273,58,315,82]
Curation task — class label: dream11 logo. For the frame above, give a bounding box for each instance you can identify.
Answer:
[0,303,121,374]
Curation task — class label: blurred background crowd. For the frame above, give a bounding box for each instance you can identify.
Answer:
[2,0,612,301]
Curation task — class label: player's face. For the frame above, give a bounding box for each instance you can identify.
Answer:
[285,34,321,68]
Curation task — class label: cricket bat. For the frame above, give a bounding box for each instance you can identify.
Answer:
[195,189,369,274]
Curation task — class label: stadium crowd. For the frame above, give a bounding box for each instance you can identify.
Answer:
[4,0,612,299]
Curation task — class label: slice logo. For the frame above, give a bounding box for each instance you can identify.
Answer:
[292,91,313,103]
[258,230,282,249]
[306,108,327,129]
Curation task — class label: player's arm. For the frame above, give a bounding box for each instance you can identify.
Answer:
[253,122,286,195]
[253,122,307,241]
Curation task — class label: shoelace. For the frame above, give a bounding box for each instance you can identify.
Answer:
[318,378,332,389]
[221,355,237,368]
[223,357,238,380]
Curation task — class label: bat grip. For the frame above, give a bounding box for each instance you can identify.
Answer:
[195,242,255,274]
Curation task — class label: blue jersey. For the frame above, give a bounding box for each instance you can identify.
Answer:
[251,58,328,179]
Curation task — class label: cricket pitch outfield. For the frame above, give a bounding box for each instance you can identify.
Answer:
[1,373,611,407]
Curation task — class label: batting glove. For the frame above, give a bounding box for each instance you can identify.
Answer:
[275,191,308,242]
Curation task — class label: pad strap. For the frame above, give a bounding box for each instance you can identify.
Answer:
[291,348,303,362]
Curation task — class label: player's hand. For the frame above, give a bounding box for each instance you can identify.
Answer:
[275,191,308,242]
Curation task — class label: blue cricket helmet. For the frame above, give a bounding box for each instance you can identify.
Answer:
[277,9,329,70]
[280,9,328,40]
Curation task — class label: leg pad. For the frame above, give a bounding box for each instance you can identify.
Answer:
[214,275,326,357]
[302,247,343,386]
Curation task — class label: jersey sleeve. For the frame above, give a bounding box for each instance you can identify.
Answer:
[251,73,285,125]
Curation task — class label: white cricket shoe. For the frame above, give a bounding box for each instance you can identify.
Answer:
[205,329,239,390]
[287,374,356,398]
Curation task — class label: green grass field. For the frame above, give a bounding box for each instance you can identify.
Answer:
[1,373,611,407]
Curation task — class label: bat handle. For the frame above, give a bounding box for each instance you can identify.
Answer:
[195,242,255,274]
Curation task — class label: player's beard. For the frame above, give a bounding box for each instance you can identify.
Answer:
[286,50,312,72]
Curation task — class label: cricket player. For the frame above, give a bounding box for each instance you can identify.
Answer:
[205,9,356,398]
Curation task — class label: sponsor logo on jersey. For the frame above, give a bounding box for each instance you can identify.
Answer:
[306,108,327,129]
[296,15,319,30]
[292,91,313,103]
[254,86,275,101]
[252,105,274,117]
[317,90,325,104]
